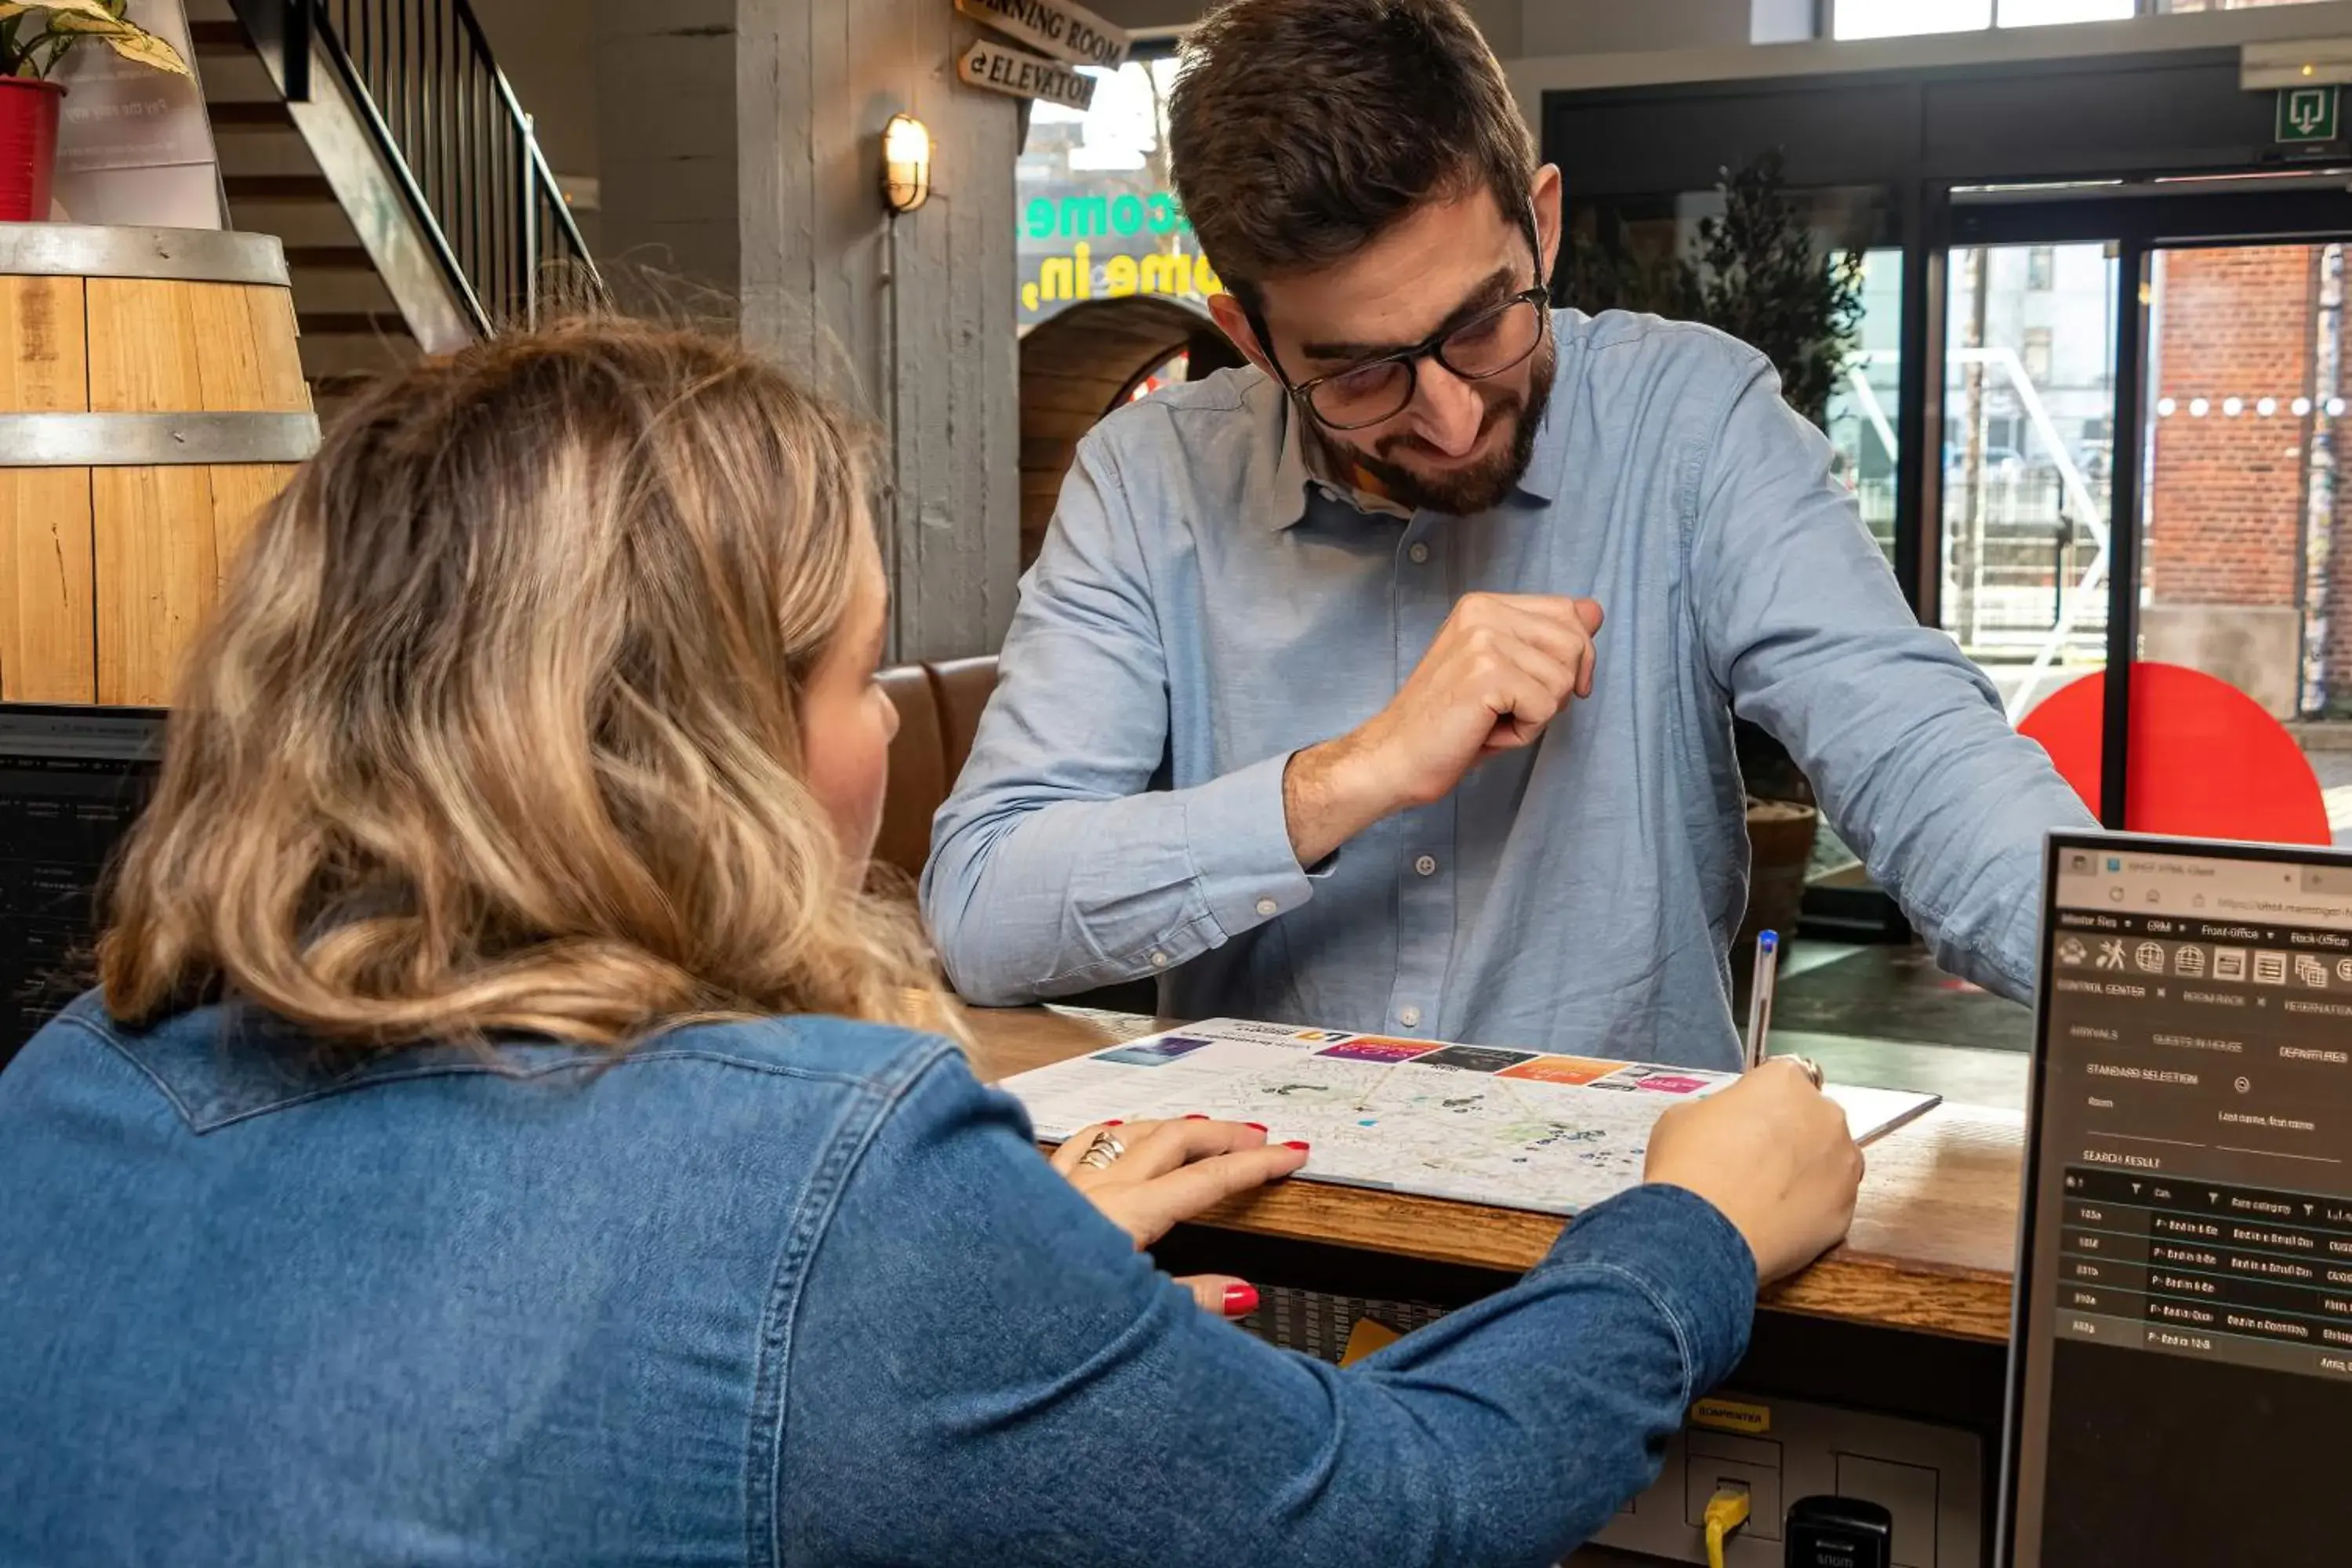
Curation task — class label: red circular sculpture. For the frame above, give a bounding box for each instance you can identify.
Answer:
[2016,662,2332,846]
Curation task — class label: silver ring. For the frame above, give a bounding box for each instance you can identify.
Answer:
[1790,1056,1824,1090]
[1076,1131,1125,1171]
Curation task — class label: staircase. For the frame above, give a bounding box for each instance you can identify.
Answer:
[183,0,597,419]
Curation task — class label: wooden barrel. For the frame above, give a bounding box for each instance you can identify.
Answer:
[0,224,318,706]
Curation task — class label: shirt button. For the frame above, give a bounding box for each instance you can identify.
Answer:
[1255,897,1279,916]
[1149,950,1170,969]
[1407,542,1431,564]
[1399,1004,1424,1028]
[1414,854,1438,877]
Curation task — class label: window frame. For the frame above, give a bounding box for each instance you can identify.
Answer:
[1823,0,2169,40]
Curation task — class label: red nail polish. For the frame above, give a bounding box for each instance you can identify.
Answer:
[1183,1113,1210,1121]
[1103,1120,1123,1127]
[1223,1283,1260,1317]
[1283,1140,1311,1152]
[1245,1122,1269,1132]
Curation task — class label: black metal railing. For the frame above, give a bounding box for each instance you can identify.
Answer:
[231,0,601,333]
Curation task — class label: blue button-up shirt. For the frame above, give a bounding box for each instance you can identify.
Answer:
[924,311,2092,1067]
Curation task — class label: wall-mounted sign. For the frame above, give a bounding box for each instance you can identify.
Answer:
[955,0,1130,70]
[960,38,1096,113]
[2278,85,2342,144]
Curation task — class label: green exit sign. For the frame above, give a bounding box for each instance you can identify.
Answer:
[2278,85,2341,143]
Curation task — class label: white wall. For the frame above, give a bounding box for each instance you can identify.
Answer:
[591,0,738,312]
[1519,0,1751,56]
[465,0,601,248]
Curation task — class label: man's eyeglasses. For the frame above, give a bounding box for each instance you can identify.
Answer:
[1244,209,1552,433]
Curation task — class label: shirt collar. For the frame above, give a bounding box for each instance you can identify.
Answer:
[1261,332,1572,531]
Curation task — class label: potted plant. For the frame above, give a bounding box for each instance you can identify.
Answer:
[0,2,191,223]
[1567,149,1866,957]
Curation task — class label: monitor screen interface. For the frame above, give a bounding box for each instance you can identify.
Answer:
[2006,840,2352,1566]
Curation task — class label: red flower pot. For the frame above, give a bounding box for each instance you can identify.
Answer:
[0,78,66,223]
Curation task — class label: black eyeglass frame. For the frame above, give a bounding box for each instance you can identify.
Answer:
[1240,201,1555,433]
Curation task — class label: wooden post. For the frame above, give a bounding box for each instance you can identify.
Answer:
[736,0,1022,664]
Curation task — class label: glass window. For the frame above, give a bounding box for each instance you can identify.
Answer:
[1998,0,2136,20]
[2158,0,2337,10]
[1834,0,2134,36]
[1835,0,1991,38]
[1824,249,1904,564]
[1016,56,1214,331]
[2024,326,2055,382]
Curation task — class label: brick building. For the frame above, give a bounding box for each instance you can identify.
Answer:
[2143,243,2347,716]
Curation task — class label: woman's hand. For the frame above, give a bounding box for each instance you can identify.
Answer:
[1051,1116,1311,1319]
[1642,1058,1865,1283]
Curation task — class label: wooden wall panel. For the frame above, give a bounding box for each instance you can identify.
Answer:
[739,0,1022,663]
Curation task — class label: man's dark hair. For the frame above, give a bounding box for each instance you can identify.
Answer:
[1168,0,1535,304]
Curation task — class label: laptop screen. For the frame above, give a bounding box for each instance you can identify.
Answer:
[2002,834,2352,1566]
[0,705,165,1067]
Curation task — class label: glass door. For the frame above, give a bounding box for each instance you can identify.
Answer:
[2138,241,2352,845]
[1940,241,2122,727]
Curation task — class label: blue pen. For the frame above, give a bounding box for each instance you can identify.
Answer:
[1745,930,1780,1072]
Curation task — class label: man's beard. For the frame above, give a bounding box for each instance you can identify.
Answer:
[1318,336,1556,517]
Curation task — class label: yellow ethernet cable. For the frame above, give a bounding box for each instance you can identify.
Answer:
[1704,1486,1754,1568]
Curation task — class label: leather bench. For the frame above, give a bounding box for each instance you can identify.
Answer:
[871,655,1156,1014]
[873,656,1000,886]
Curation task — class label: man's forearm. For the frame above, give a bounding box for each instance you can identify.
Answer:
[1282,735,1403,869]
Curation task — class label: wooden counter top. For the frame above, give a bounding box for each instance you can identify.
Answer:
[960,1005,2025,1344]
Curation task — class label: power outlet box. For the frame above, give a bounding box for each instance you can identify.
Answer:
[1566,1391,1980,1567]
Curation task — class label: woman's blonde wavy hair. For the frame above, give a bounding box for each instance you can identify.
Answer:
[100,319,949,1051]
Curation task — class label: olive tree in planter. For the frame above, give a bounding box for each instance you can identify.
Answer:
[1567,149,1866,957]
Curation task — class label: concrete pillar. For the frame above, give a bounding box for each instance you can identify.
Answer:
[738,2,1022,662]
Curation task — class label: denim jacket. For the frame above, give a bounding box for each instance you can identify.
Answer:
[0,992,1754,1566]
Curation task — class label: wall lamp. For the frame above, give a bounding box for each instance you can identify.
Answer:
[883,113,933,213]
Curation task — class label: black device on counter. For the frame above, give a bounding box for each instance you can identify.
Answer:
[1784,1495,1893,1568]
[0,704,165,1069]
[1998,833,2352,1567]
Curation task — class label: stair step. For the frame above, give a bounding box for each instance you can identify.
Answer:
[299,312,411,337]
[194,46,280,104]
[223,175,338,202]
[283,246,378,271]
[218,198,364,247]
[286,266,400,316]
[214,130,323,179]
[190,19,250,53]
[299,332,421,382]
[208,101,295,131]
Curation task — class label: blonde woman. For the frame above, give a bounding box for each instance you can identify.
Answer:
[0,322,1862,1566]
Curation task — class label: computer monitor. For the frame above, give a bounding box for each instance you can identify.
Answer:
[0,704,166,1068]
[2000,833,2352,1566]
